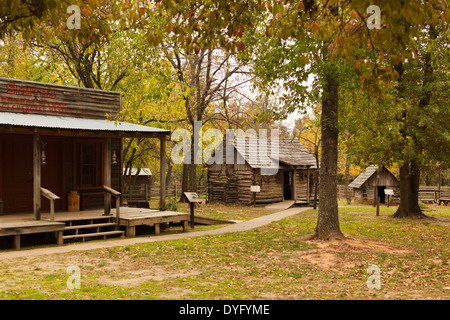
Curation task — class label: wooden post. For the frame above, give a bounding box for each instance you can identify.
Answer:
[33,134,41,220]
[159,136,166,211]
[103,138,112,216]
[13,235,20,250]
[376,196,380,216]
[292,167,297,205]
[252,169,256,207]
[50,198,55,222]
[57,231,63,246]
[116,195,121,221]
[126,226,136,237]
[374,170,379,207]
[437,165,441,204]
[190,202,195,229]
[306,167,310,204]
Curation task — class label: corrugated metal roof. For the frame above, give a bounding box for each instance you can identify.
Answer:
[123,168,152,176]
[0,112,169,135]
[348,165,379,188]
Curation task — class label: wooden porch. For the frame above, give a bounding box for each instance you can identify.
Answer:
[0,207,190,250]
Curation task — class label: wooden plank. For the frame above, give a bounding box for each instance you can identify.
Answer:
[103,185,121,197]
[64,222,117,230]
[0,223,65,236]
[118,213,190,227]
[40,187,61,200]
[62,230,124,240]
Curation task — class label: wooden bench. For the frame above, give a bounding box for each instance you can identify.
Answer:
[438,198,450,206]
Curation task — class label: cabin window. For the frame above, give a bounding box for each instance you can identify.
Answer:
[74,140,103,188]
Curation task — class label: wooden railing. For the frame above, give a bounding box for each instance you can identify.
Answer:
[103,185,121,221]
[40,187,60,222]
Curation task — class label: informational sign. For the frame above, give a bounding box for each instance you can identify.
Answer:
[250,185,261,193]
[384,189,394,195]
[184,192,203,203]
[184,192,203,229]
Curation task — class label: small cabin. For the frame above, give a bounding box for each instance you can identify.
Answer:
[349,165,400,204]
[207,136,317,205]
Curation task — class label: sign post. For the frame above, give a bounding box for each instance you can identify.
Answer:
[250,185,260,207]
[384,189,394,208]
[184,192,203,229]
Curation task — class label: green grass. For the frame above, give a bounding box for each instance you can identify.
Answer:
[0,203,448,300]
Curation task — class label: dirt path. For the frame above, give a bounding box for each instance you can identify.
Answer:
[0,207,310,260]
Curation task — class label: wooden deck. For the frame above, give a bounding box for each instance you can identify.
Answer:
[0,207,190,250]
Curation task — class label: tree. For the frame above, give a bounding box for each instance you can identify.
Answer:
[341,20,449,218]
[246,0,448,236]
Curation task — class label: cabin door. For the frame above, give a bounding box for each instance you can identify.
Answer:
[378,186,386,204]
[283,170,293,200]
[0,135,65,214]
[1,135,34,213]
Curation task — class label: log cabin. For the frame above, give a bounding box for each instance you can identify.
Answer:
[207,136,317,205]
[349,165,400,205]
[0,77,170,219]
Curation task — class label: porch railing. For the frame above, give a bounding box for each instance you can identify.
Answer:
[103,185,121,221]
[40,187,60,222]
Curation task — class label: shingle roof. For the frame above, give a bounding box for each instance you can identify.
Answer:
[348,165,379,188]
[233,136,317,170]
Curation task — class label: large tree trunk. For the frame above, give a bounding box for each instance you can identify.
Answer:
[308,71,344,240]
[393,161,426,219]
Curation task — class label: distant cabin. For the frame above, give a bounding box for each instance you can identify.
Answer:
[349,165,400,204]
[123,168,153,204]
[207,136,317,205]
[124,168,153,188]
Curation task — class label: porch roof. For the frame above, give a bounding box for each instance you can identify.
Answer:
[0,112,170,138]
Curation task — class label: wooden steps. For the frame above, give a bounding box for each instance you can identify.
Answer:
[62,217,124,243]
[64,222,118,231]
[62,230,124,241]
